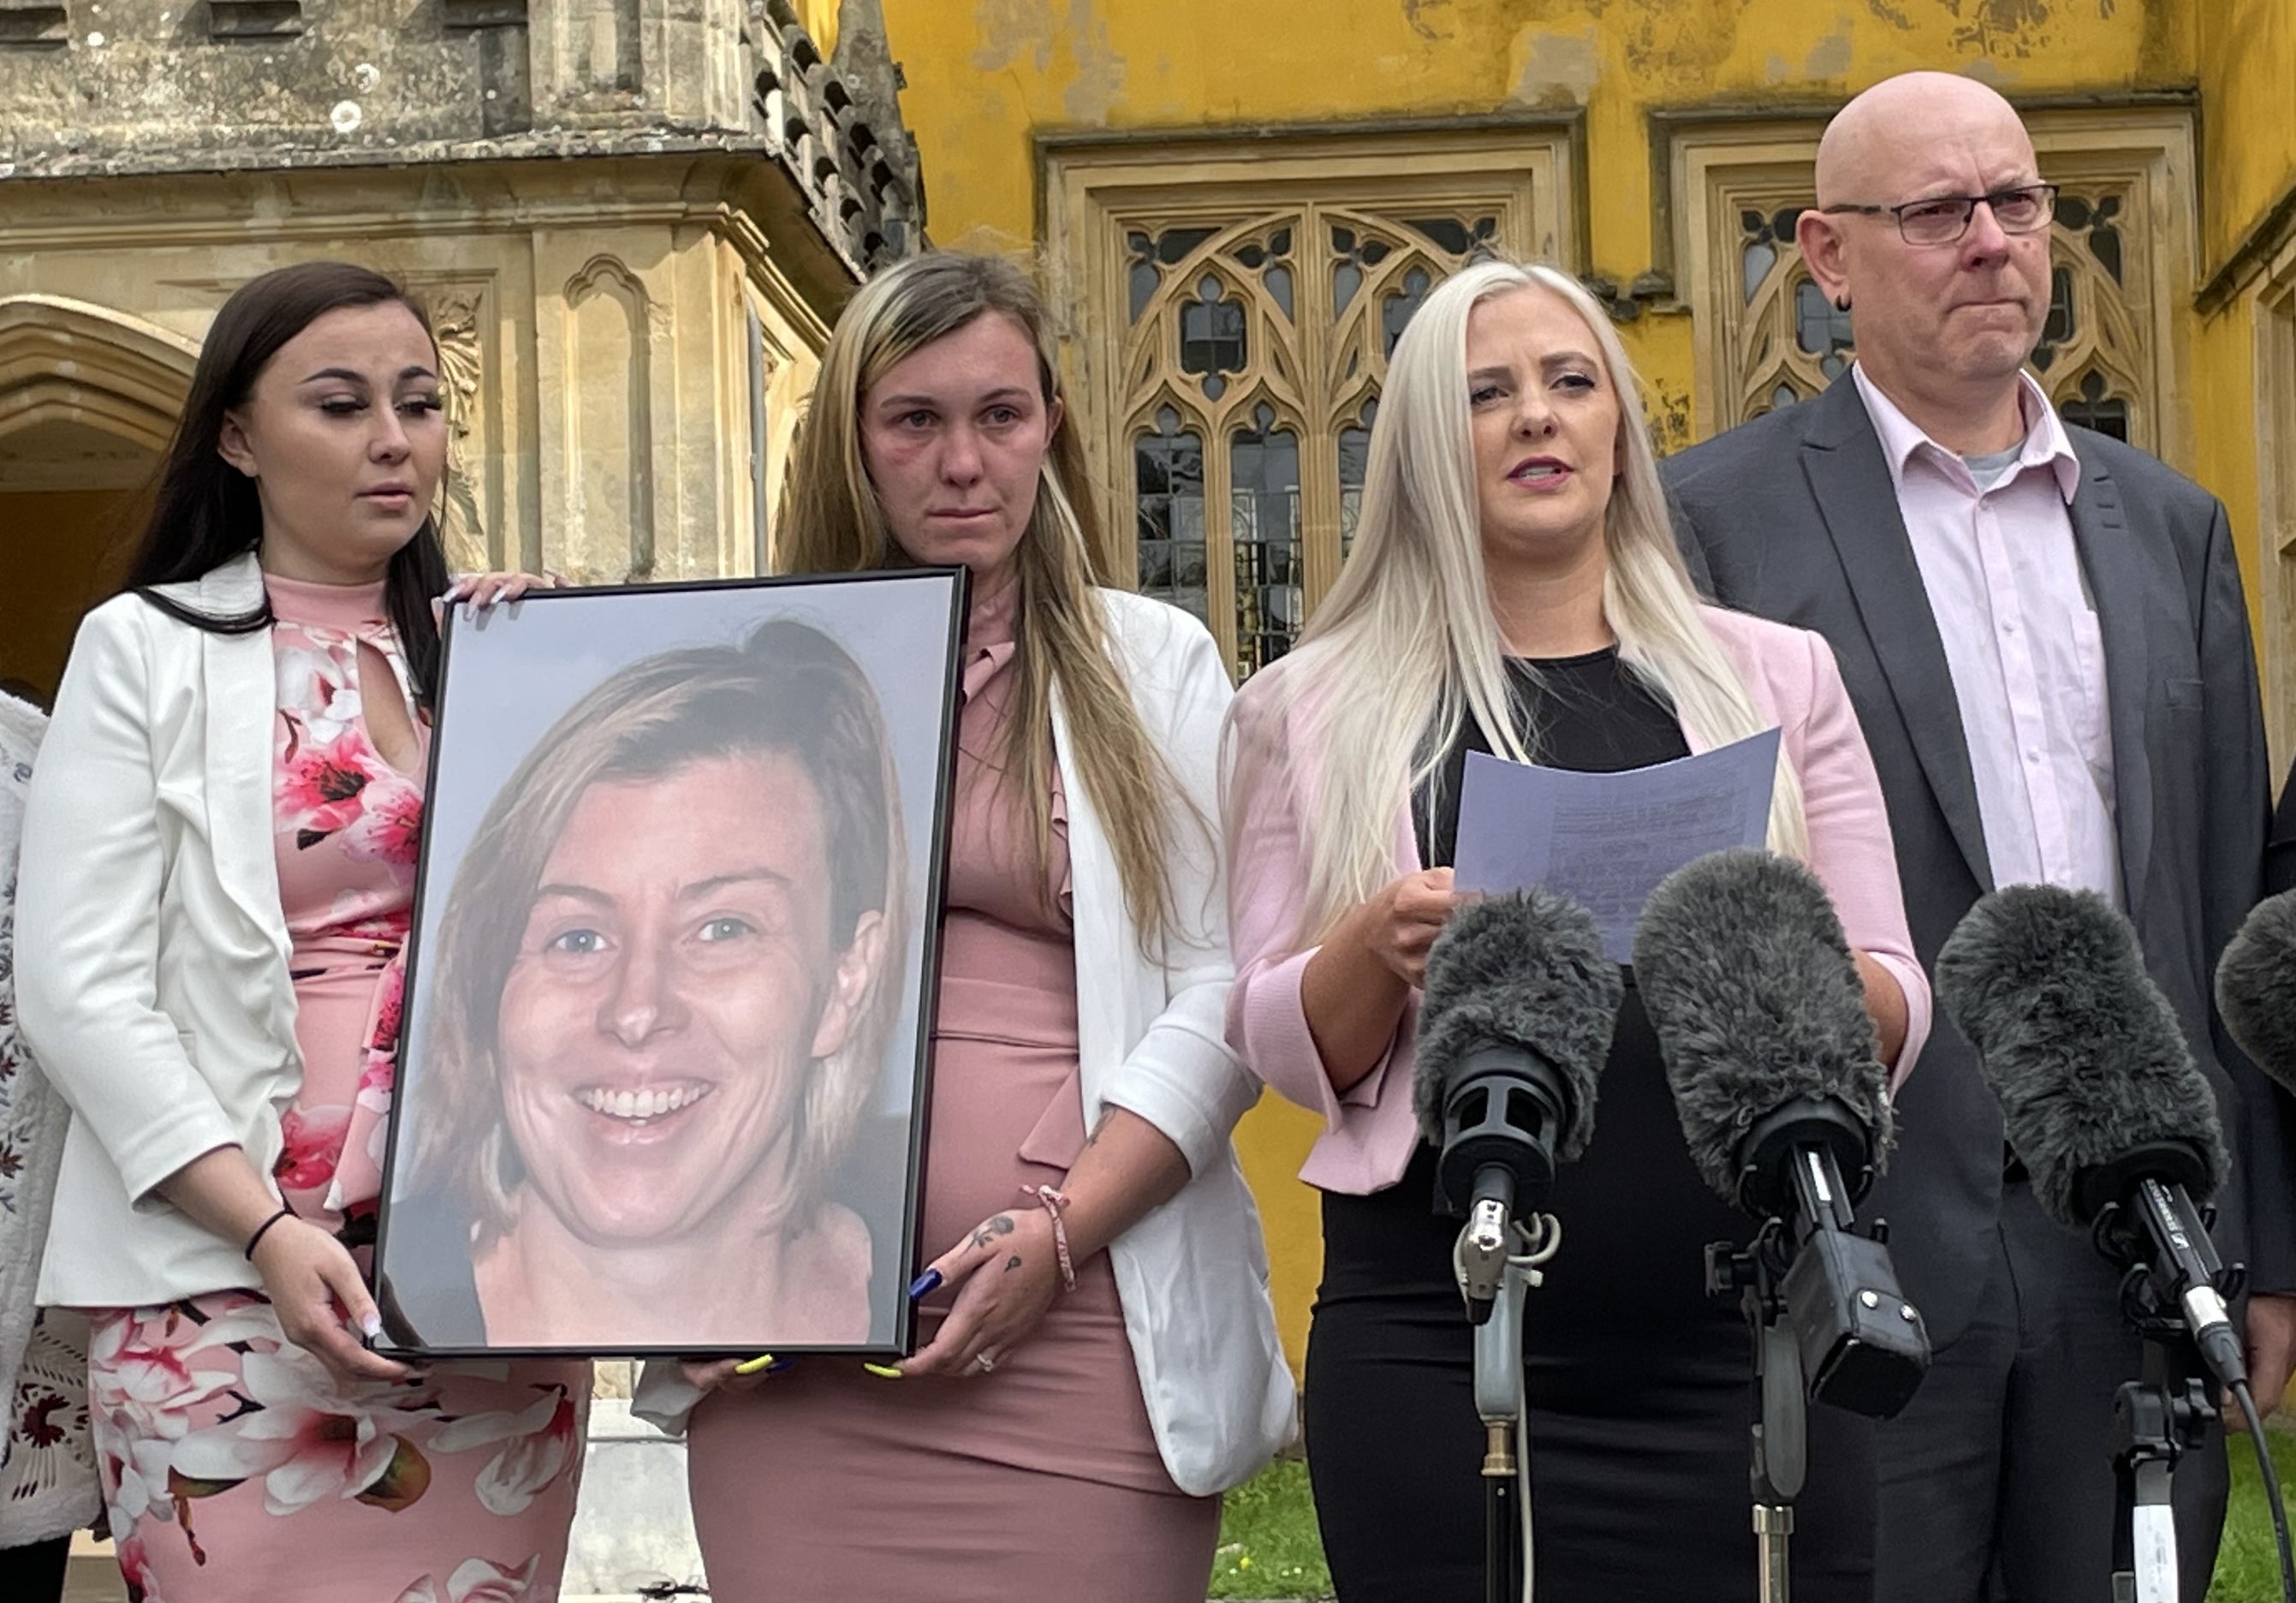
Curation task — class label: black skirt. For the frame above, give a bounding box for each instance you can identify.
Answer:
[1302,980,1877,1603]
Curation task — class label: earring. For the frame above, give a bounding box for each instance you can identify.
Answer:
[1833,294,1852,313]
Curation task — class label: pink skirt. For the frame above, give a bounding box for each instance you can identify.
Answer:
[684,978,1220,1601]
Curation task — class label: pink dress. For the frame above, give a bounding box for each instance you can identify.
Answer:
[82,575,588,1603]
[684,580,1222,1600]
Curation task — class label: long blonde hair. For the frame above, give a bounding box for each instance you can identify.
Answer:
[1268,259,1808,945]
[780,249,1193,945]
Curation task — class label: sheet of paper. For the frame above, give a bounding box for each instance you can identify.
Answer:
[1452,727,1782,963]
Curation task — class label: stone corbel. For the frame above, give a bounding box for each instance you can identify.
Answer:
[0,1,67,47]
[208,0,305,39]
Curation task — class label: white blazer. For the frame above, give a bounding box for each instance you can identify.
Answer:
[1053,589,1294,1496]
[639,589,1296,1497]
[20,554,350,1309]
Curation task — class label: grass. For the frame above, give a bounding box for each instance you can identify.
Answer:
[1210,1422,2296,1602]
[1210,1456,1332,1600]
[2216,1421,2296,1601]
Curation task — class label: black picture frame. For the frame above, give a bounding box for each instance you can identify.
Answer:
[371,568,967,1360]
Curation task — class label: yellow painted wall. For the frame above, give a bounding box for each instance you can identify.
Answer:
[877,0,2199,1374]
[2192,0,2296,639]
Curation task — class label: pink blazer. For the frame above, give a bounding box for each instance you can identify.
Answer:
[1223,606,1932,1195]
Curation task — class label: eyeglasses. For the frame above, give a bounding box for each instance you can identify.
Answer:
[1817,183,2058,247]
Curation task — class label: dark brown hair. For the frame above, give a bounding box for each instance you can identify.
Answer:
[122,260,451,704]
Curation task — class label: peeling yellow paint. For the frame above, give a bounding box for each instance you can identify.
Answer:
[1062,0,1126,124]
[1508,25,1601,109]
[1805,30,1854,79]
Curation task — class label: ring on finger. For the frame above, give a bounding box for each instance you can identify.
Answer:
[973,1351,997,1374]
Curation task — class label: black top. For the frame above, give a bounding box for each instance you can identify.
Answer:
[1413,645,1688,870]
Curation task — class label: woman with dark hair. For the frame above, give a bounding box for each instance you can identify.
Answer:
[388,617,907,1350]
[15,260,585,1602]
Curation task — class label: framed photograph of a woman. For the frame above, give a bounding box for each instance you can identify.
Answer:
[372,570,965,1359]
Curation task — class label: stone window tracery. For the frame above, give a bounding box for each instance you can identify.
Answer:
[1047,125,1578,676]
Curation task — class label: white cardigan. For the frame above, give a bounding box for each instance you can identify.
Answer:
[19,555,408,1309]
[640,589,1296,1498]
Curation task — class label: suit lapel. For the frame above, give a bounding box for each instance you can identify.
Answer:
[2066,456,2153,908]
[1799,380,1996,893]
[195,554,291,966]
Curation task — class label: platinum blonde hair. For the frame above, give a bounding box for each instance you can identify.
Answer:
[1268,259,1808,944]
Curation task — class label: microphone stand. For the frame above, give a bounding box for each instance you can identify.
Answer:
[1707,1220,1805,1603]
[1703,1099,1925,1603]
[1457,1201,1561,1603]
[2091,1180,2241,1603]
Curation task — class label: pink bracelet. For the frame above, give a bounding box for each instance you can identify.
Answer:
[1023,1184,1077,1292]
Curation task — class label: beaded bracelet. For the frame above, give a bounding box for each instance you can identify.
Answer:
[1022,1184,1077,1292]
[243,1205,297,1261]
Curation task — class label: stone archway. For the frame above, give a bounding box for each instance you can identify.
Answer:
[0,296,199,700]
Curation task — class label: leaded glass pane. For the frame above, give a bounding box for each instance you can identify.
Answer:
[1743,238,1776,305]
[2060,369,2128,442]
[1181,276,1247,382]
[1232,402,1303,676]
[1266,263,1295,321]
[1339,396,1377,560]
[1383,267,1432,357]
[1793,278,1853,360]
[1135,408,1208,623]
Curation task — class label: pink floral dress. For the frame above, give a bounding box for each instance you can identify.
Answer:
[83,575,587,1603]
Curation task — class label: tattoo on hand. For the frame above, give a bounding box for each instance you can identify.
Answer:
[970,1215,1016,1250]
[1004,1254,1023,1273]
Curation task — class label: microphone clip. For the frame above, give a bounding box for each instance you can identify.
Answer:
[1454,1209,1560,1326]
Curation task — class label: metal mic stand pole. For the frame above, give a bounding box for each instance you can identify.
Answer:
[1709,1225,1806,1603]
[1463,1212,1559,1603]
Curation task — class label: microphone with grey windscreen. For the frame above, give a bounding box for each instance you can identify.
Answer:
[1633,848,1927,1420]
[1412,888,1620,1325]
[2216,887,2296,1097]
[1937,884,2243,1390]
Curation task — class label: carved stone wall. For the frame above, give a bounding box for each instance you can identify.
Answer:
[0,3,921,279]
[0,2,928,633]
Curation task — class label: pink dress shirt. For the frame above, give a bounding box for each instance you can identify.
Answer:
[1223,606,1931,1195]
[1849,364,2118,901]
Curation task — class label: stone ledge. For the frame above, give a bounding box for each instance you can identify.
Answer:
[207,0,306,39]
[442,0,526,26]
[0,1,65,49]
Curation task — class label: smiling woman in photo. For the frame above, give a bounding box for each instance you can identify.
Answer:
[387,617,905,1350]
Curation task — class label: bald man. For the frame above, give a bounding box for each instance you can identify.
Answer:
[1665,70,2296,1603]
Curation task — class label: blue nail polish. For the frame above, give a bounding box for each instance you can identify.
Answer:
[909,1268,943,1300]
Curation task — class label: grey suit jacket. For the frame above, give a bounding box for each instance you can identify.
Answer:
[1664,374,2294,1346]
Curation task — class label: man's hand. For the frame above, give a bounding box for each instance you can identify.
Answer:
[2230,1291,2296,1428]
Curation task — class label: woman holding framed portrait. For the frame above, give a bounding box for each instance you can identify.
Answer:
[15,261,586,1603]
[661,250,1294,1600]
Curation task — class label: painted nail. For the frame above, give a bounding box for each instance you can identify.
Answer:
[862,1362,902,1380]
[908,1269,943,1300]
[360,1312,383,1339]
[733,1351,778,1376]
